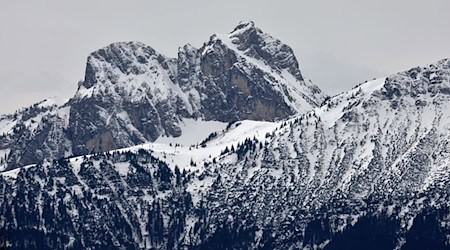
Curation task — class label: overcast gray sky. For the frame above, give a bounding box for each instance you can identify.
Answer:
[1,0,450,114]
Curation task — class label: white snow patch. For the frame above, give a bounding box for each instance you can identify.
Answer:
[155,119,227,146]
[114,162,131,177]
[57,106,71,128]
[0,118,17,135]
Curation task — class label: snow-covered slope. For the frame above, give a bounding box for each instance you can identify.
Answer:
[1,59,450,249]
[192,58,450,248]
[122,119,279,172]
[0,97,71,171]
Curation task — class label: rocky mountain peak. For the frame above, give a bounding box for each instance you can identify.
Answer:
[228,20,262,46]
[0,22,325,171]
[199,21,323,112]
[80,41,173,91]
[224,21,305,81]
[375,58,450,105]
[230,20,256,34]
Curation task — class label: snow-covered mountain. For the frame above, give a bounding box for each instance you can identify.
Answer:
[0,21,324,171]
[0,97,70,172]
[1,58,450,249]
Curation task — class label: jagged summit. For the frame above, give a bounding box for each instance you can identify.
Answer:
[379,57,450,100]
[201,21,323,113]
[207,21,306,82]
[77,41,174,96]
[230,20,256,33]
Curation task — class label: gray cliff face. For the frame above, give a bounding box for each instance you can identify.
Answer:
[0,22,325,170]
[177,21,323,122]
[229,21,304,82]
[196,33,298,121]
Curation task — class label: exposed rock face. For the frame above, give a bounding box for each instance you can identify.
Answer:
[0,22,324,170]
[195,21,323,121]
[67,41,183,156]
[229,21,305,82]
[1,59,450,249]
